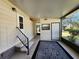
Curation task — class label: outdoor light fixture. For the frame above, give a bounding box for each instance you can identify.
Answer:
[44,18,47,20]
[12,7,16,11]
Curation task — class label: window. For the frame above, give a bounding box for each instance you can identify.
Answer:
[19,16,23,29]
[62,9,79,46]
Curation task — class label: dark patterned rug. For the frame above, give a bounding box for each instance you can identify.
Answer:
[35,41,73,59]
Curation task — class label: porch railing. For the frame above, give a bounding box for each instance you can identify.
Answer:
[16,27,29,55]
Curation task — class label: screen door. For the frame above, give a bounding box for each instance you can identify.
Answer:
[51,22,60,41]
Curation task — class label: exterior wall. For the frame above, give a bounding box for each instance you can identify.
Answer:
[40,18,60,40]
[0,0,17,54]
[0,0,34,54]
[24,18,34,41]
[33,21,37,36]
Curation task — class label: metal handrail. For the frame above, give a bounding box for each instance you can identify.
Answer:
[16,27,28,39]
[16,27,29,55]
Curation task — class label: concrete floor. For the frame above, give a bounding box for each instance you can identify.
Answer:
[11,35,40,59]
[11,52,29,59]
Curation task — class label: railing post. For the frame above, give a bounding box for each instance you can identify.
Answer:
[27,38,29,55]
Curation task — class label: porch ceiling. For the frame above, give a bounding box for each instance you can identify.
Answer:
[9,0,79,18]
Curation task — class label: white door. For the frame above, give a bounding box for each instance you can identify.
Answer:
[51,23,59,41]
